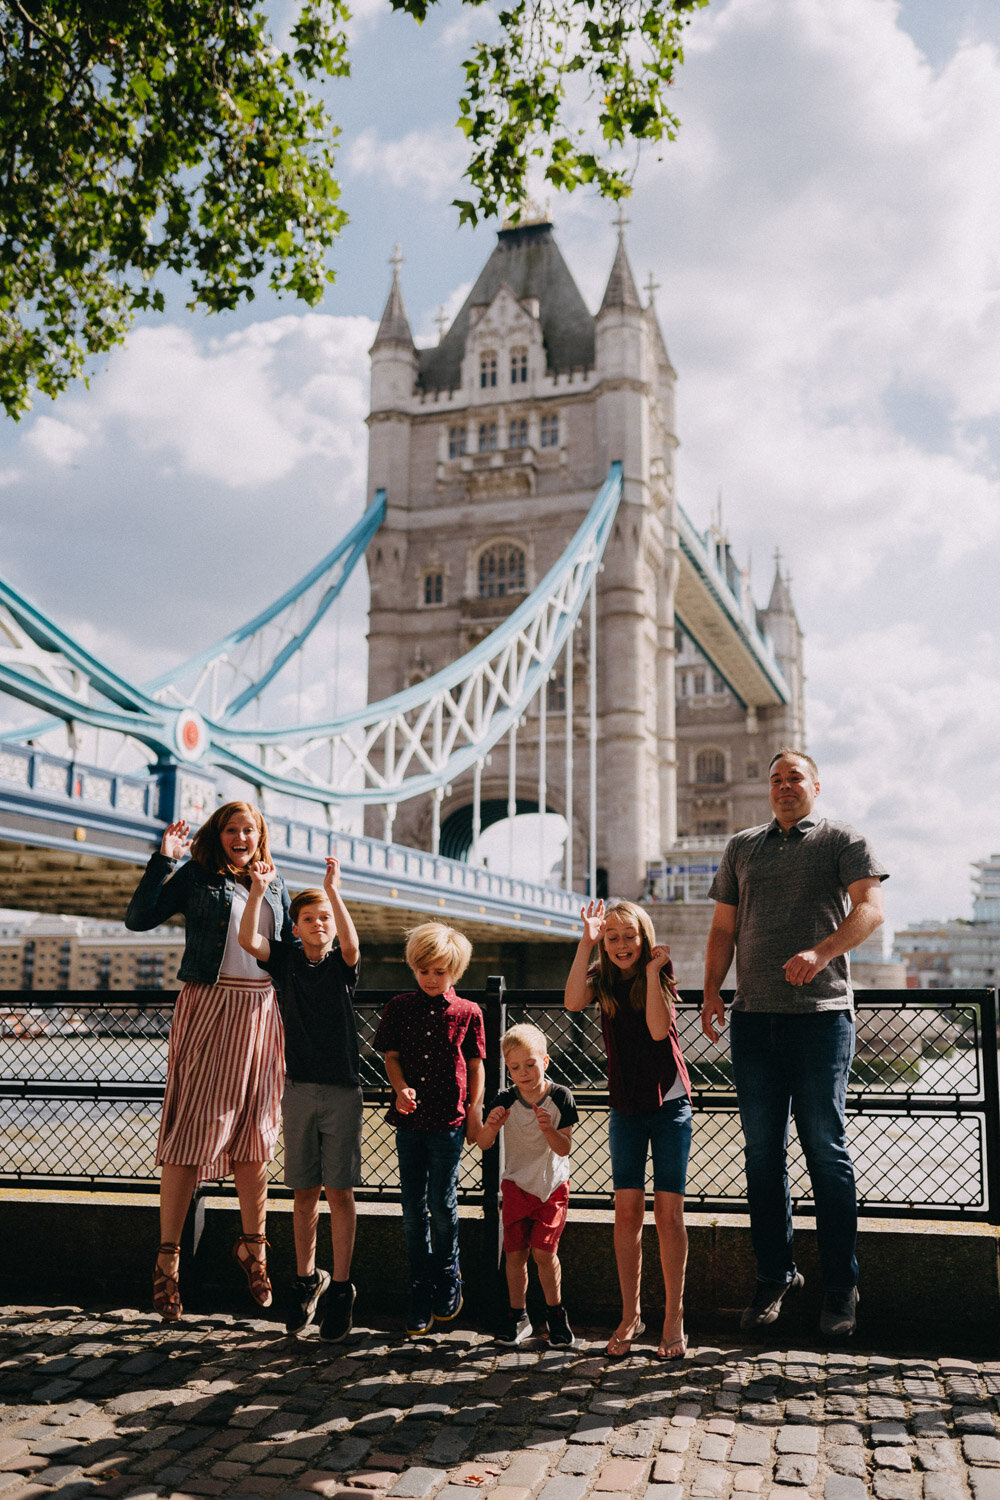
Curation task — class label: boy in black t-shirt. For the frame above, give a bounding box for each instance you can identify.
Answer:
[240,855,361,1341]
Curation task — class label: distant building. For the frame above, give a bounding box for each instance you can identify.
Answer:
[893,854,1000,990]
[0,913,183,992]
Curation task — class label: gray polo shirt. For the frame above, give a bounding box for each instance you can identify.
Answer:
[708,815,889,1014]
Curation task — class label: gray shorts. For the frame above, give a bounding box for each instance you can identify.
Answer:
[281,1080,363,1191]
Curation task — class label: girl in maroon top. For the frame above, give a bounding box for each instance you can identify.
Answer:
[565,898,692,1360]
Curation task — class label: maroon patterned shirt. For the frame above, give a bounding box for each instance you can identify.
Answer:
[373,988,486,1130]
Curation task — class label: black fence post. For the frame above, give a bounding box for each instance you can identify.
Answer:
[981,989,1000,1225]
[481,976,507,1303]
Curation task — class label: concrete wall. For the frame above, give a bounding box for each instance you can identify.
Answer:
[3,1192,997,1353]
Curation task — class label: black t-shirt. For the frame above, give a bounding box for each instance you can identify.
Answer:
[262,939,361,1086]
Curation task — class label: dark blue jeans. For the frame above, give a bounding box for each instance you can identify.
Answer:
[396,1125,465,1291]
[730,1009,858,1290]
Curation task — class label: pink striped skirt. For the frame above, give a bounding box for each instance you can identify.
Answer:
[156,976,286,1182]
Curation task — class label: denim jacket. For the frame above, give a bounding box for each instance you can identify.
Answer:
[125,852,292,985]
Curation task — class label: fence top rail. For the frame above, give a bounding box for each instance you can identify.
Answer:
[4,986,997,1007]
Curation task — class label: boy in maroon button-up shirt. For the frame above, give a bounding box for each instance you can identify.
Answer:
[373,922,485,1336]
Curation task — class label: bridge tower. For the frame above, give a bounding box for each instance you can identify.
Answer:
[364,213,803,900]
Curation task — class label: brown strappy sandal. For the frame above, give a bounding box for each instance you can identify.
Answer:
[153,1241,182,1322]
[233,1233,272,1307]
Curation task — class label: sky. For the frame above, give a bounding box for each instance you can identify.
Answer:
[2,0,1000,942]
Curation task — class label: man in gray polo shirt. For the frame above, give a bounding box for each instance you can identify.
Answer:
[701,748,888,1339]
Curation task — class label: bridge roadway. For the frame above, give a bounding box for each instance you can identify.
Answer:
[0,740,581,945]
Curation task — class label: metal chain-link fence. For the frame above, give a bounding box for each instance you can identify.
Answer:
[2,987,998,1220]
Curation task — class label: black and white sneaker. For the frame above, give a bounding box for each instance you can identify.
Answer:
[319,1280,356,1342]
[546,1305,575,1347]
[496,1309,532,1346]
[285,1270,330,1334]
[740,1272,804,1333]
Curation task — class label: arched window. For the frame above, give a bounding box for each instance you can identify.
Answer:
[695,748,726,784]
[508,417,528,448]
[448,425,466,459]
[479,352,497,388]
[478,420,498,452]
[423,571,443,606]
[540,413,559,448]
[510,347,528,384]
[478,543,526,599]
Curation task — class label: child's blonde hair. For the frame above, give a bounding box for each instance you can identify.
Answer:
[590,898,677,1020]
[405,921,472,980]
[502,1022,549,1059]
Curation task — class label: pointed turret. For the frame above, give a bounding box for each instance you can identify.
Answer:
[598,223,643,314]
[368,245,418,508]
[765,552,798,620]
[372,246,416,351]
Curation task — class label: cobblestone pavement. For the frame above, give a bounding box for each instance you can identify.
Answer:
[2,1305,999,1500]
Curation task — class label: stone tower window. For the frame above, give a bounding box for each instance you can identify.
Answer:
[478,543,526,599]
[511,347,528,384]
[546,671,567,712]
[480,352,498,388]
[448,425,466,459]
[478,420,498,453]
[423,571,444,606]
[509,417,528,449]
[695,748,726,784]
[540,413,560,448]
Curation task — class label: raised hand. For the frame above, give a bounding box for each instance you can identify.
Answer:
[647,943,672,974]
[249,860,275,894]
[323,854,341,892]
[160,820,191,861]
[580,898,606,945]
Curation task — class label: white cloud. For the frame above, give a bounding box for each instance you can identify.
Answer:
[344,126,469,201]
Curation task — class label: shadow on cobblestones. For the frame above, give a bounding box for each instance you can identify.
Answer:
[2,1305,1000,1500]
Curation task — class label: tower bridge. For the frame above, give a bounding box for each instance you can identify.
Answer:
[0,213,804,949]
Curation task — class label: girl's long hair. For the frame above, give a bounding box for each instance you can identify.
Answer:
[590,899,677,1020]
[190,801,272,877]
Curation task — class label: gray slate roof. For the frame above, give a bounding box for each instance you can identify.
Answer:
[417,220,595,393]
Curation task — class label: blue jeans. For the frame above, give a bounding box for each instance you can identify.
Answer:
[396,1125,465,1290]
[730,1010,858,1290]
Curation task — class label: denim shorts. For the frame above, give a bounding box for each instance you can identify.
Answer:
[608,1096,692,1194]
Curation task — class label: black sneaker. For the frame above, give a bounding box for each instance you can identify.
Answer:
[406,1284,435,1337]
[285,1270,330,1334]
[496,1309,532,1346]
[546,1305,575,1347]
[319,1280,356,1342]
[740,1272,804,1332]
[820,1285,858,1339]
[433,1275,463,1323]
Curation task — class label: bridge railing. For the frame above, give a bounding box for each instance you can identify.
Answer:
[2,986,998,1223]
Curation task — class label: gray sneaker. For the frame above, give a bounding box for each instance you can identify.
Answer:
[820,1286,858,1339]
[740,1273,804,1332]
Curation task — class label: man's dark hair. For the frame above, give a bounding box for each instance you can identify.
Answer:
[768,747,819,779]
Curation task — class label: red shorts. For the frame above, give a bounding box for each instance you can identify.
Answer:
[501,1179,569,1253]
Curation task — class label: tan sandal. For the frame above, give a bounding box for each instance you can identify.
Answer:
[656,1332,688,1361]
[606,1319,644,1357]
[234,1233,272,1307]
[153,1241,182,1322]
